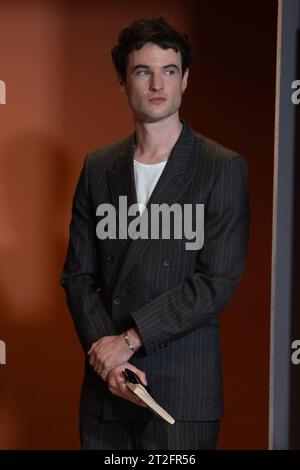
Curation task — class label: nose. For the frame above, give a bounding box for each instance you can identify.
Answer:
[149,72,164,92]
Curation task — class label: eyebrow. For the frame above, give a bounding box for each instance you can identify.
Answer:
[131,64,180,72]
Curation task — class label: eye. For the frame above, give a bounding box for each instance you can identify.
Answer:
[136,69,150,76]
[165,69,176,75]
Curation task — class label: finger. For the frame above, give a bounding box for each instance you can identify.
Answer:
[87,342,96,355]
[127,365,148,386]
[89,346,103,368]
[118,379,147,407]
[88,347,97,363]
[89,353,96,367]
[118,384,148,408]
[108,374,147,408]
[101,369,108,382]
[100,360,115,381]
[88,340,100,355]
[131,398,147,408]
[126,392,148,408]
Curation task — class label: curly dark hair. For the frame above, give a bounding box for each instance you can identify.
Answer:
[111,17,192,83]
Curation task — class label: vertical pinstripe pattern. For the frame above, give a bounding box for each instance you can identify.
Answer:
[60,119,249,425]
[80,415,220,450]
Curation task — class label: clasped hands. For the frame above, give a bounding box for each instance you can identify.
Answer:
[87,329,148,408]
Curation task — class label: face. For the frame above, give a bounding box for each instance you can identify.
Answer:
[120,42,189,123]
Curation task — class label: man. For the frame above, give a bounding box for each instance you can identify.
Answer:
[60,17,249,450]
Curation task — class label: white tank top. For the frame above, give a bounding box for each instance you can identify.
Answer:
[133,159,167,215]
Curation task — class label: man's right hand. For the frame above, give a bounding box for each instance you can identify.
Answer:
[106,362,148,408]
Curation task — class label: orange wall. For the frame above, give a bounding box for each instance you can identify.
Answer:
[0,0,277,449]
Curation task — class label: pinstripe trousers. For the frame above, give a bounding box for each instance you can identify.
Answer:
[80,415,220,450]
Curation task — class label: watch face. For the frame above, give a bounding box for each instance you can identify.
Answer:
[125,333,135,351]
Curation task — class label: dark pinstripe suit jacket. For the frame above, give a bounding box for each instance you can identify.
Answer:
[60,119,249,422]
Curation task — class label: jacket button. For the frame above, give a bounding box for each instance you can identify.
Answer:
[107,255,115,263]
[113,297,122,306]
[163,258,170,266]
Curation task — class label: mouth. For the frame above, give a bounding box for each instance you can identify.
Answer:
[148,97,167,104]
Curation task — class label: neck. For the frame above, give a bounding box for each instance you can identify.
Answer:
[133,114,182,163]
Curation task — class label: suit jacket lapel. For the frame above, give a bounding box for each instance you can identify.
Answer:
[106,134,137,240]
[106,119,197,293]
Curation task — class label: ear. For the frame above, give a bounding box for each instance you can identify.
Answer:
[118,76,127,93]
[181,68,189,94]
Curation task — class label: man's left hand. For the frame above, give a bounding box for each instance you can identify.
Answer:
[87,329,141,380]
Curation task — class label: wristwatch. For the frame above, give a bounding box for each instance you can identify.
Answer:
[124,331,136,352]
